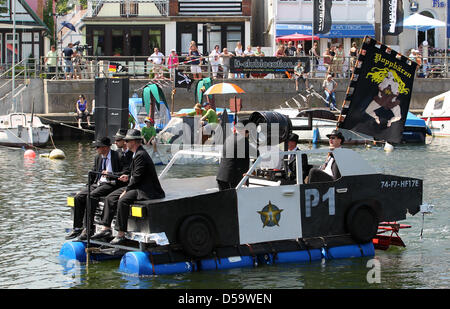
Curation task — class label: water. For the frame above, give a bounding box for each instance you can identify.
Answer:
[0,138,448,289]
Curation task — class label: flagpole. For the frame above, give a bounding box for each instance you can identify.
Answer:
[312,1,315,76]
[380,0,383,44]
[12,0,16,110]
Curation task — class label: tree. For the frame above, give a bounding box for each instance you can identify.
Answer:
[43,0,55,45]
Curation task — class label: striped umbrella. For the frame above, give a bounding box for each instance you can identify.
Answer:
[203,83,245,96]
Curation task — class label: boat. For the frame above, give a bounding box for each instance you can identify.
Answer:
[420,90,450,137]
[59,111,430,276]
[0,113,51,148]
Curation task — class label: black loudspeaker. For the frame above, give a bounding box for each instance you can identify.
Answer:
[94,78,108,108]
[94,78,129,140]
[108,78,129,109]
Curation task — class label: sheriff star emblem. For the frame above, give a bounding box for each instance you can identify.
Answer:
[257,201,283,228]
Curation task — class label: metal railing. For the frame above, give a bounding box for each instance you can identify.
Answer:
[19,54,450,81]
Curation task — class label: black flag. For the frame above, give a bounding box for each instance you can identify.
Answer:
[382,0,404,36]
[338,37,417,144]
[174,69,193,90]
[313,0,332,34]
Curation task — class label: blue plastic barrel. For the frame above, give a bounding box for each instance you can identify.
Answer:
[312,128,319,144]
[119,252,193,276]
[59,241,86,262]
[200,256,254,271]
[274,249,322,264]
[322,242,375,260]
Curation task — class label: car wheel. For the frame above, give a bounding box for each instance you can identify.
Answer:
[178,215,215,258]
[346,204,379,243]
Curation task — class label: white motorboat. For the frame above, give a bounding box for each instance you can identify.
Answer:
[0,113,51,147]
[420,90,450,137]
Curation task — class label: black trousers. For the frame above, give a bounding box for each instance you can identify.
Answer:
[73,183,118,229]
[307,168,334,183]
[116,189,141,232]
[99,186,126,228]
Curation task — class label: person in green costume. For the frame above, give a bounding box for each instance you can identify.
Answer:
[142,117,157,152]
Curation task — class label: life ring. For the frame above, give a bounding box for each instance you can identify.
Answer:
[345,204,379,243]
[178,215,215,258]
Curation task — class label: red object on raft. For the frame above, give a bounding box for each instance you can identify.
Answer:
[372,222,412,250]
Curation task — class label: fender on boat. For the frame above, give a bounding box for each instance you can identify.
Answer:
[59,241,86,262]
[321,242,374,260]
[119,252,194,276]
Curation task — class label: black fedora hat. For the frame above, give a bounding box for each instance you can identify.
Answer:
[114,128,128,140]
[326,129,345,143]
[123,129,143,141]
[287,133,299,143]
[93,136,112,147]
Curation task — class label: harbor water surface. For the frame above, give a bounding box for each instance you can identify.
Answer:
[0,138,449,289]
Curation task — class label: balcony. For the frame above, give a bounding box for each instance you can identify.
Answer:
[88,0,169,18]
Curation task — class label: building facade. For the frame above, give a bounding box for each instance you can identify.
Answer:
[82,0,252,58]
[395,0,449,54]
[268,0,376,56]
[0,0,50,65]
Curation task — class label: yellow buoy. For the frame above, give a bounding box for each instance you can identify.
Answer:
[49,149,66,160]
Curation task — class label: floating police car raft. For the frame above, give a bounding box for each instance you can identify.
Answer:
[60,146,424,276]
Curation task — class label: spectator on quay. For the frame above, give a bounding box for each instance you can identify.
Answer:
[148,47,165,79]
[285,41,297,57]
[322,74,338,111]
[323,47,333,74]
[333,44,344,78]
[254,46,265,57]
[209,45,221,79]
[253,46,266,79]
[243,45,255,78]
[234,42,244,78]
[244,45,255,57]
[72,50,82,80]
[309,41,320,66]
[188,44,202,80]
[275,44,285,58]
[62,43,74,80]
[296,45,305,56]
[329,46,337,76]
[421,58,430,78]
[44,45,57,79]
[220,48,234,79]
[294,61,309,92]
[349,42,358,73]
[167,49,179,81]
[76,94,91,128]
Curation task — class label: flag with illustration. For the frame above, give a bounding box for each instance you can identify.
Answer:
[338,37,417,144]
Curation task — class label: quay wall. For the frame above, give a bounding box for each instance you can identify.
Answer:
[27,78,450,114]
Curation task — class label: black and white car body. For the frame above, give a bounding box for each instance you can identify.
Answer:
[123,147,422,258]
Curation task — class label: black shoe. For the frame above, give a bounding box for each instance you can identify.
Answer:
[65,228,82,240]
[77,229,94,241]
[110,235,126,245]
[91,229,112,240]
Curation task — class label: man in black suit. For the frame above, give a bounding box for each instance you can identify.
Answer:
[90,129,133,240]
[65,137,125,240]
[113,128,133,174]
[306,129,343,183]
[107,129,165,245]
[285,133,300,181]
[216,121,256,191]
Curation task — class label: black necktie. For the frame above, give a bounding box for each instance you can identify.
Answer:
[102,157,107,171]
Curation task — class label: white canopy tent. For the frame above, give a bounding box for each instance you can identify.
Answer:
[401,13,446,47]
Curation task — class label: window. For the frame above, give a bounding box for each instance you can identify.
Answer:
[130,30,143,56]
[120,0,138,17]
[6,33,19,64]
[112,30,124,56]
[434,97,444,110]
[93,30,105,56]
[149,29,162,52]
